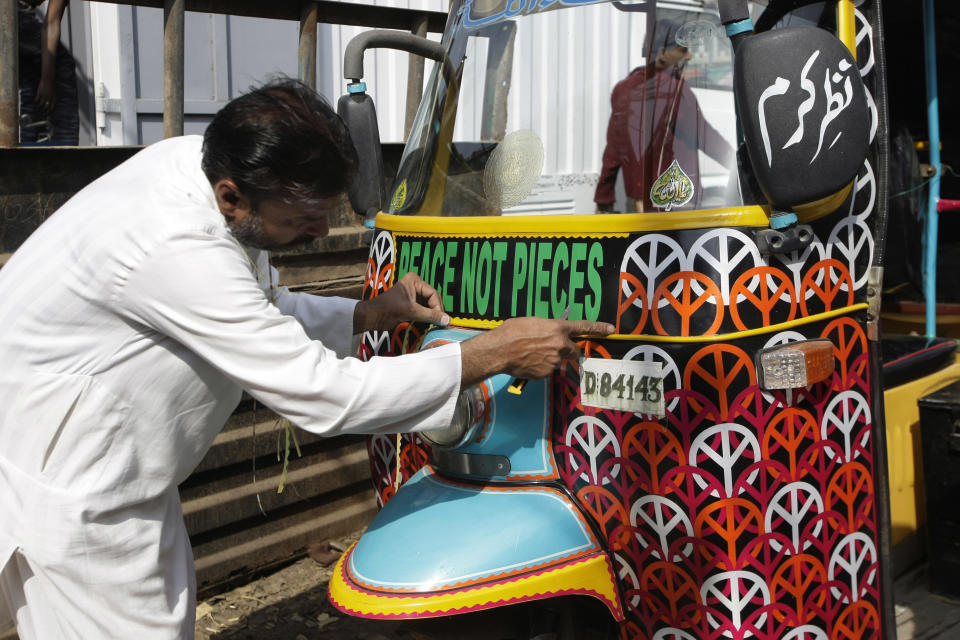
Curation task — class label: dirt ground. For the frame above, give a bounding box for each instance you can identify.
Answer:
[192,530,581,640]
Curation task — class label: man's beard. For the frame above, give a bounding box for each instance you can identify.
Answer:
[226,213,312,251]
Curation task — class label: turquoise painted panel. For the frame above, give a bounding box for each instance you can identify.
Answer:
[348,468,597,590]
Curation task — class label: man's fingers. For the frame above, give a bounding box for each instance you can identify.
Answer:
[411,304,451,327]
[561,320,616,337]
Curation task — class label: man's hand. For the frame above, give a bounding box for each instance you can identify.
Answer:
[353,273,450,333]
[460,317,616,387]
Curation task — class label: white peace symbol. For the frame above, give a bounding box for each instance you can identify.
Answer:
[565,415,621,485]
[782,625,829,640]
[361,329,391,358]
[829,532,877,603]
[846,159,876,223]
[763,331,806,349]
[765,481,824,554]
[630,495,694,561]
[855,8,875,78]
[623,344,680,413]
[620,234,686,310]
[614,552,642,609]
[770,235,826,302]
[370,434,395,483]
[827,217,874,291]
[821,390,872,462]
[368,231,395,293]
[864,86,879,146]
[689,423,761,498]
[686,229,763,305]
[701,570,770,638]
[653,630,698,640]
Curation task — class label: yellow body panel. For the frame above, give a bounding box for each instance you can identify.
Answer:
[328,546,624,621]
[884,354,960,545]
[375,206,771,237]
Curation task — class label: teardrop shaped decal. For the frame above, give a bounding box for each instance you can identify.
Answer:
[649,160,695,212]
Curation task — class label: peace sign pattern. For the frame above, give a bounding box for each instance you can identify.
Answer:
[552,316,881,640]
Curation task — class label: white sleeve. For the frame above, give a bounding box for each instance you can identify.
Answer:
[247,249,357,358]
[115,232,461,436]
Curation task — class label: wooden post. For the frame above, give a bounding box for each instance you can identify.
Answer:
[0,0,19,147]
[403,14,429,141]
[163,0,185,138]
[299,2,318,88]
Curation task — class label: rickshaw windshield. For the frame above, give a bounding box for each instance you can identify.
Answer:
[389,0,768,217]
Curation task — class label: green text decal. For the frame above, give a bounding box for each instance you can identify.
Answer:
[394,236,608,321]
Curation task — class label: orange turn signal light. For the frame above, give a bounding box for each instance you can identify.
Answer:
[756,339,836,390]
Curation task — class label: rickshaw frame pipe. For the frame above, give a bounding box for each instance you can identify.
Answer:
[923,0,941,338]
[0,0,18,147]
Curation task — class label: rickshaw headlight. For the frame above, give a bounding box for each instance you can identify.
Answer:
[756,339,835,390]
[422,384,486,449]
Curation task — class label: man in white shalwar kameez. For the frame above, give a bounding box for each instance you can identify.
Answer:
[0,79,612,639]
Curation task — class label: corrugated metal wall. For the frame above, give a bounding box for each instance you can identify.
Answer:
[88,0,446,146]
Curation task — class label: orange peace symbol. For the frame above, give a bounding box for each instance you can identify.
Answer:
[399,438,430,479]
[822,317,869,391]
[800,259,855,315]
[730,266,797,330]
[639,561,702,626]
[683,344,757,420]
[762,408,820,483]
[617,272,650,334]
[578,485,631,549]
[622,422,686,494]
[832,601,880,640]
[825,462,874,530]
[391,322,423,355]
[652,271,724,336]
[362,258,393,300]
[694,498,765,561]
[771,554,827,623]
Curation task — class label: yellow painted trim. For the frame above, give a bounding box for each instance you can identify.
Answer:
[795,181,853,223]
[329,548,623,620]
[837,0,857,59]
[447,304,869,341]
[376,206,771,237]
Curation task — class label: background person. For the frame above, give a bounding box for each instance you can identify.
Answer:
[17,0,79,145]
[594,18,733,213]
[0,78,612,639]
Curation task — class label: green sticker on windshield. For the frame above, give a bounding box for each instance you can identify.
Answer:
[391,180,408,210]
[650,160,694,212]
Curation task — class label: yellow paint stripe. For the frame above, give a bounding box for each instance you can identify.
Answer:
[837,0,857,59]
[375,206,771,237]
[447,304,869,342]
[329,549,622,620]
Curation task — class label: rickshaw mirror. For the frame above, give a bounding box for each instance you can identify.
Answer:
[338,30,447,226]
[733,26,869,214]
[337,91,386,226]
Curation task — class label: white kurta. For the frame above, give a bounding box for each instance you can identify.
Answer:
[0,136,461,638]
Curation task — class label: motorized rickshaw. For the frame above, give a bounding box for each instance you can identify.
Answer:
[328,0,893,638]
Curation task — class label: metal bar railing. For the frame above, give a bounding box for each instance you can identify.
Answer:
[3,0,447,147]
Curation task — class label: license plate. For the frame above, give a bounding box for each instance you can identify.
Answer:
[579,357,665,417]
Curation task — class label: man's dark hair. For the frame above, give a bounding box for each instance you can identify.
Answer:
[202,77,358,207]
